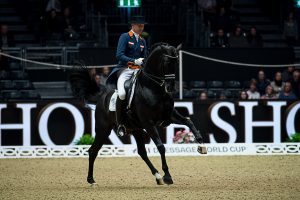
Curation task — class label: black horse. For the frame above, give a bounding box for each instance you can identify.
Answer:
[70,43,206,186]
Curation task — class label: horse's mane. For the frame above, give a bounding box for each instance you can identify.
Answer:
[143,42,170,65]
[150,42,169,52]
[145,43,178,64]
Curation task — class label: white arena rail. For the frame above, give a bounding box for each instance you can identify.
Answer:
[0,143,299,158]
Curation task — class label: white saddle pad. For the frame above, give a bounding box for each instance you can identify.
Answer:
[109,75,138,112]
[109,90,118,111]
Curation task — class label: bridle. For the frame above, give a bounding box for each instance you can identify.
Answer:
[142,50,178,92]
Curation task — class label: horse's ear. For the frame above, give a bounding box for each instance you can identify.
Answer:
[176,44,182,52]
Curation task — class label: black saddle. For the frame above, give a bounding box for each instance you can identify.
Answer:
[124,74,135,91]
[124,71,140,107]
[107,69,136,90]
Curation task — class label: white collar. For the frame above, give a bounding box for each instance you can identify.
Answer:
[131,30,139,40]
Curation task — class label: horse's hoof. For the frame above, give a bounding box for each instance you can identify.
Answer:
[90,182,98,187]
[198,145,207,154]
[156,178,164,185]
[154,172,164,185]
[87,177,96,185]
[163,176,173,185]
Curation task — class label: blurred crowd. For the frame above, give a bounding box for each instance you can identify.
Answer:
[1,0,299,48]
[199,0,299,48]
[88,66,111,90]
[210,25,263,48]
[1,0,300,102]
[39,0,82,43]
[198,66,300,101]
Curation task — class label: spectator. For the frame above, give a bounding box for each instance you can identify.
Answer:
[199,0,217,27]
[256,70,270,95]
[283,12,298,46]
[199,91,208,100]
[270,71,284,97]
[198,0,217,11]
[229,25,248,47]
[261,85,277,99]
[219,91,226,100]
[279,81,298,100]
[211,28,229,48]
[89,68,96,79]
[45,9,63,40]
[291,70,300,98]
[100,67,111,85]
[0,54,9,80]
[247,26,263,48]
[94,74,101,87]
[282,66,295,82]
[94,74,106,91]
[0,24,15,48]
[213,6,231,32]
[247,79,260,99]
[0,25,12,76]
[62,7,78,40]
[239,90,248,100]
[60,0,74,10]
[216,0,232,10]
[46,0,62,13]
[0,53,9,72]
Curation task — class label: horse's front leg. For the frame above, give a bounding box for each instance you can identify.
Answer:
[87,125,111,185]
[132,132,164,185]
[147,126,173,185]
[171,108,207,154]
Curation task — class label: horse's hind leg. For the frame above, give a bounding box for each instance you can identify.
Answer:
[171,108,207,154]
[171,108,203,143]
[87,126,111,185]
[147,127,173,185]
[132,132,164,185]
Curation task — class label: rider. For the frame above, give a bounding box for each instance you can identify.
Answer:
[115,16,148,137]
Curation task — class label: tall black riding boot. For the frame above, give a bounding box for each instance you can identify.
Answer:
[116,97,127,137]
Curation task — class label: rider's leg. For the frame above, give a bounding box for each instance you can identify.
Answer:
[117,68,133,100]
[115,96,126,136]
[116,68,134,136]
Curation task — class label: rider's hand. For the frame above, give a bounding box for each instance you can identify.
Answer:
[134,58,144,66]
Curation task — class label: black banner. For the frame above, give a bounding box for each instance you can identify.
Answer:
[0,100,299,146]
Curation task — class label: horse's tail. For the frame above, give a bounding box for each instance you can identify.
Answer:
[69,66,105,103]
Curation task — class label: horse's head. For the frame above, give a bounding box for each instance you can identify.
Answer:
[144,43,181,93]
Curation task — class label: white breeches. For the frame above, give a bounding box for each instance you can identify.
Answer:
[117,68,138,100]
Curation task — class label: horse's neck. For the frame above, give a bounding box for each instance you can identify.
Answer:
[137,72,172,103]
[138,48,169,99]
[143,50,161,76]
[138,72,163,92]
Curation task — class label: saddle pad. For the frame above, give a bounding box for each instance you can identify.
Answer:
[109,72,138,112]
[109,90,118,111]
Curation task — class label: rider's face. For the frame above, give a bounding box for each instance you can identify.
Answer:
[131,24,144,35]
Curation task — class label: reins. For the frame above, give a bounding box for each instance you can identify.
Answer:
[141,53,177,88]
[142,69,166,86]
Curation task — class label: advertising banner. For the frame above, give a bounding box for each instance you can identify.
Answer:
[0,100,300,146]
[1,143,299,158]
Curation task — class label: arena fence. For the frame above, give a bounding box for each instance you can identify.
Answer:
[0,143,299,158]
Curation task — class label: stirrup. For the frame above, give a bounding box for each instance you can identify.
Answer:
[117,125,127,137]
